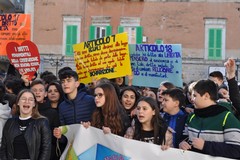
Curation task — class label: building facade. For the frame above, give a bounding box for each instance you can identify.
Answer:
[1,0,240,84]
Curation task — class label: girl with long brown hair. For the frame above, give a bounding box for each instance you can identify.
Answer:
[90,83,130,136]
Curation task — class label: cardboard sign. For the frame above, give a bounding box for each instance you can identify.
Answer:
[6,40,40,80]
[0,14,31,56]
[73,32,132,84]
[129,44,183,88]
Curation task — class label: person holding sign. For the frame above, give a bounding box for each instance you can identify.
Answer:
[125,97,173,150]
[0,89,51,160]
[54,70,96,142]
[179,80,240,159]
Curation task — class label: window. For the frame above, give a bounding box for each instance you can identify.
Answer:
[118,17,142,44]
[204,18,226,60]
[89,16,112,40]
[63,16,81,56]
[155,39,163,44]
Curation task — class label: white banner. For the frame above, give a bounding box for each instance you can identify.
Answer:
[60,124,233,160]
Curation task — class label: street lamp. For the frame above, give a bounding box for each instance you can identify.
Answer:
[49,56,65,76]
[235,58,240,81]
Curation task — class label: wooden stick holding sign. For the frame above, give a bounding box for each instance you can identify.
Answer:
[6,40,40,81]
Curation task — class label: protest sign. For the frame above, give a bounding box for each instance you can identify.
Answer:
[129,44,182,88]
[73,32,132,84]
[6,40,40,80]
[60,124,233,160]
[0,14,31,56]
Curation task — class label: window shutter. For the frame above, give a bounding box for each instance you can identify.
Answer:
[216,29,222,58]
[155,39,163,44]
[106,25,112,36]
[208,29,215,58]
[136,26,143,44]
[89,25,96,40]
[118,26,124,33]
[208,28,222,60]
[66,25,77,56]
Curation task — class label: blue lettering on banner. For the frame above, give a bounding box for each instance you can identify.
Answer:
[129,44,183,88]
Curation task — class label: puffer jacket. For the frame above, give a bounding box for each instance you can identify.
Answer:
[0,117,51,160]
[59,90,96,125]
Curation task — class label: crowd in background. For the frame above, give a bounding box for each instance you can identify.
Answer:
[0,58,240,159]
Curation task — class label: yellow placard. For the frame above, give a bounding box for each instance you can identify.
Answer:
[73,32,132,84]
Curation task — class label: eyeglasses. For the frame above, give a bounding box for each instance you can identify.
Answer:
[94,93,104,98]
[20,98,35,103]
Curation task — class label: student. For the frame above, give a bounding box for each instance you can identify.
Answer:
[30,79,60,128]
[125,97,173,150]
[0,89,51,160]
[119,86,140,122]
[46,81,64,110]
[209,71,226,88]
[54,70,96,140]
[224,58,240,117]
[145,90,157,100]
[30,79,61,160]
[56,70,95,125]
[156,81,175,109]
[161,88,188,148]
[184,81,197,114]
[179,79,240,159]
[90,83,130,136]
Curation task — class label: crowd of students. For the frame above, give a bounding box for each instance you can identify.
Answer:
[0,58,240,159]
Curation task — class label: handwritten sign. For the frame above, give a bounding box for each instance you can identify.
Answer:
[129,44,182,88]
[0,14,31,56]
[73,32,132,84]
[6,40,40,80]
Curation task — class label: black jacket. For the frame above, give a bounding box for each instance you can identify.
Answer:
[0,117,51,160]
[227,77,240,118]
[38,102,63,160]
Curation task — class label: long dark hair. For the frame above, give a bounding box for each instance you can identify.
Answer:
[119,86,140,112]
[46,81,64,106]
[134,97,168,145]
[91,83,124,135]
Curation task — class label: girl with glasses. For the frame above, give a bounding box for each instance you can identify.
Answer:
[0,89,51,160]
[84,83,130,136]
